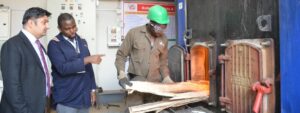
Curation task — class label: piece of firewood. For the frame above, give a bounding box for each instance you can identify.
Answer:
[128,96,209,113]
[126,81,210,113]
[126,80,210,98]
[170,91,209,100]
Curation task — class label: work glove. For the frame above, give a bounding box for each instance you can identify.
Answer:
[162,76,174,83]
[118,71,132,89]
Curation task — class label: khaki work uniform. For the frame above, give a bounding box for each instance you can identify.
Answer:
[115,25,169,108]
[115,24,169,82]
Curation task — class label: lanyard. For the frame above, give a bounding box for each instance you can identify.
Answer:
[69,36,80,54]
[75,39,80,54]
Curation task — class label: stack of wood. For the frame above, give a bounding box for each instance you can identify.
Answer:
[126,80,210,113]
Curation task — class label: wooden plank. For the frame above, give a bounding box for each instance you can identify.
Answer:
[125,81,210,113]
[126,80,210,97]
[128,96,209,113]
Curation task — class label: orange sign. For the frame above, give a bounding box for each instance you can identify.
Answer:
[137,4,176,13]
[125,2,175,15]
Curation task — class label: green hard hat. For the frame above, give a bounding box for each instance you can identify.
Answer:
[147,5,169,24]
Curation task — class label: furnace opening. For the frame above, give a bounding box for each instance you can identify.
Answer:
[190,45,210,81]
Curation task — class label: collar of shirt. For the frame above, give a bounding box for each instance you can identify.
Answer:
[63,35,77,48]
[63,35,81,54]
[22,29,40,44]
[21,29,48,69]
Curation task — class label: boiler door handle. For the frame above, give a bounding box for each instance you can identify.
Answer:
[252,81,272,113]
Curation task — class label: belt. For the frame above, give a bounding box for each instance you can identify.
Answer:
[45,96,51,113]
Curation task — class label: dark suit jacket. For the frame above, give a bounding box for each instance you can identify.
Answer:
[0,31,47,113]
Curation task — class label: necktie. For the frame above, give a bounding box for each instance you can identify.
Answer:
[35,40,51,96]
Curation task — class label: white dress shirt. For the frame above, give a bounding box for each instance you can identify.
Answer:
[21,29,51,95]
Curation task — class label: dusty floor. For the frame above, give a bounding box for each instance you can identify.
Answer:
[50,102,126,113]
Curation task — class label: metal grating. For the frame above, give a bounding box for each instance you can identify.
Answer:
[225,44,260,113]
[221,38,275,113]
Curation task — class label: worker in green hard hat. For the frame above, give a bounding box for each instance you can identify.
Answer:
[115,5,174,107]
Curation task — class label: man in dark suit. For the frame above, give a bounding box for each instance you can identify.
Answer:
[47,13,101,113]
[0,7,51,113]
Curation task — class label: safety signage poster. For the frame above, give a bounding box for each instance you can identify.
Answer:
[122,2,176,40]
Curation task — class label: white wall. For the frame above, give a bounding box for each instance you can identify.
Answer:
[0,0,47,43]
[95,0,123,90]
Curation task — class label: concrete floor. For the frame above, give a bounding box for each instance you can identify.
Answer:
[50,102,126,113]
[50,90,127,113]
[49,101,216,113]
